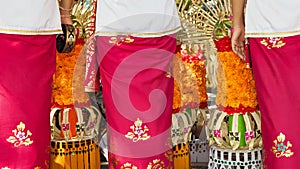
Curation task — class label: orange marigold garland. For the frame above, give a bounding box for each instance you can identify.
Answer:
[214,36,258,111]
[207,36,262,150]
[171,43,208,169]
[171,44,208,147]
[172,44,208,113]
[52,40,90,107]
[216,51,258,110]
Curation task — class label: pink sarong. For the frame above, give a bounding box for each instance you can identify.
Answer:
[249,35,300,168]
[0,34,56,168]
[97,35,176,168]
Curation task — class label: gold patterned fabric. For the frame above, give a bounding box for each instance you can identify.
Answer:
[173,143,190,169]
[50,137,100,169]
[249,36,300,168]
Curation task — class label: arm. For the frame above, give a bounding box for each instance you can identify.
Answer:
[231,0,246,59]
[232,0,245,29]
[59,0,74,25]
[56,0,76,53]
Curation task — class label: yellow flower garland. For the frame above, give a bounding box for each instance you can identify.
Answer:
[172,51,207,111]
[52,42,90,106]
[216,51,258,109]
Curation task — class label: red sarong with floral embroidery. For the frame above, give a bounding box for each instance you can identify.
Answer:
[96,35,176,168]
[249,35,300,168]
[0,34,56,168]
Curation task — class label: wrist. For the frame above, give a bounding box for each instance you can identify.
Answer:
[232,20,244,29]
[59,0,74,13]
[59,6,72,12]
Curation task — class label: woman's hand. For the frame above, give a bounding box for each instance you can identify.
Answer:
[231,26,246,60]
[59,0,74,25]
[231,0,246,60]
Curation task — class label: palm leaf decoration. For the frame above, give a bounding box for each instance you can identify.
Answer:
[177,0,232,40]
[176,0,232,88]
[71,0,96,40]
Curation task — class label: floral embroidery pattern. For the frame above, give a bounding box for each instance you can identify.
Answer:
[165,72,171,78]
[109,36,134,46]
[271,132,293,158]
[108,153,118,168]
[261,37,286,49]
[120,162,138,169]
[7,122,33,147]
[164,150,173,162]
[147,159,165,169]
[125,118,150,142]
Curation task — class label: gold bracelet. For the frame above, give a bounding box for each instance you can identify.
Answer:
[59,6,72,11]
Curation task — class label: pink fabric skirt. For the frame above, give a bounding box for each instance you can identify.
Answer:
[249,35,300,168]
[0,34,56,168]
[97,35,176,168]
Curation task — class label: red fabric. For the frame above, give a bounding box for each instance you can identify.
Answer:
[249,35,300,168]
[84,37,101,92]
[0,34,56,168]
[97,35,176,168]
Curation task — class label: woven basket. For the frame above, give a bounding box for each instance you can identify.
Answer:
[50,136,100,169]
[208,145,262,169]
[50,105,102,169]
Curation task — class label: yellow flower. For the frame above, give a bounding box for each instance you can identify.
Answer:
[216,51,258,109]
[52,42,90,106]
[172,52,208,111]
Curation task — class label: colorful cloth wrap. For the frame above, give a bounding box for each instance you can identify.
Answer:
[249,35,300,168]
[0,34,56,168]
[96,34,177,168]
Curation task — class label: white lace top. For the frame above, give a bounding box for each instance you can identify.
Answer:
[245,0,300,37]
[0,0,62,35]
[95,0,181,37]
